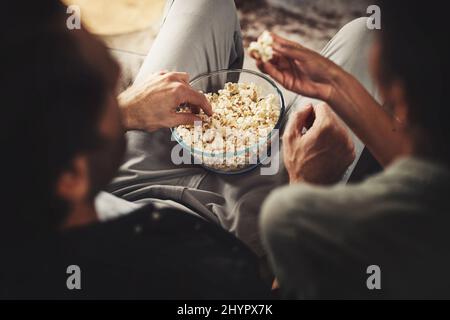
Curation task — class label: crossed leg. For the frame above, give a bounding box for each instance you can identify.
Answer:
[107,0,378,256]
[108,0,243,194]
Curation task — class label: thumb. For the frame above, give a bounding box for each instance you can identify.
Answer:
[257,60,285,85]
[310,103,336,129]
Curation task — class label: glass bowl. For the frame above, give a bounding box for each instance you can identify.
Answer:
[170,69,285,175]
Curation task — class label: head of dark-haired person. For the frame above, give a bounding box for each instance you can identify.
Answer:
[1,0,126,288]
[0,1,271,300]
[372,0,450,164]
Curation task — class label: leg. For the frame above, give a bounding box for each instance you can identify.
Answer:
[109,16,377,257]
[107,0,243,196]
[196,18,379,255]
[324,17,380,181]
[134,0,243,83]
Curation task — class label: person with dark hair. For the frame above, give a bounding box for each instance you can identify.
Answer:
[0,0,274,299]
[0,0,371,299]
[258,0,450,298]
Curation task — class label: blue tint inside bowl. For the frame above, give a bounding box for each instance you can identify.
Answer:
[171,69,285,175]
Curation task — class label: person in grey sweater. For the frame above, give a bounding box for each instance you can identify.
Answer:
[257,0,450,299]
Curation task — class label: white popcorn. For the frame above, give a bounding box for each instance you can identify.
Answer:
[175,82,280,172]
[249,31,274,63]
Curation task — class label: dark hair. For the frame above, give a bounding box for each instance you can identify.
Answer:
[377,0,450,163]
[0,1,117,239]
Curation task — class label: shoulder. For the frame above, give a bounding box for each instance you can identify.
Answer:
[260,174,396,247]
[261,182,370,227]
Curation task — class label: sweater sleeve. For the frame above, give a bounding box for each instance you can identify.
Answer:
[260,182,385,299]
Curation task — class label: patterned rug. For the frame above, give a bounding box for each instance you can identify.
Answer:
[237,0,368,51]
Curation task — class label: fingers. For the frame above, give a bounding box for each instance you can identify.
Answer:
[308,103,331,132]
[165,71,190,84]
[292,104,314,134]
[284,104,314,141]
[255,50,301,93]
[178,85,213,116]
[251,33,306,70]
[175,72,189,84]
[271,33,304,50]
[249,50,261,60]
[272,43,308,62]
[270,53,292,69]
[311,103,335,126]
[310,104,351,144]
[270,34,312,63]
[170,112,202,127]
[313,103,331,117]
[162,71,212,116]
[256,60,286,86]
[187,104,201,114]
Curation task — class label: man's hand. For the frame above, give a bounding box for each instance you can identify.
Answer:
[283,103,355,185]
[118,72,212,132]
[253,33,341,102]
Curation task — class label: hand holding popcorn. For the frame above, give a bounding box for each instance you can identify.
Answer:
[249,31,274,63]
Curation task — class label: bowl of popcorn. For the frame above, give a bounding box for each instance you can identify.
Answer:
[171,69,285,174]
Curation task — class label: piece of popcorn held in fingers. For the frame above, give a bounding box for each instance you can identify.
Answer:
[249,31,274,62]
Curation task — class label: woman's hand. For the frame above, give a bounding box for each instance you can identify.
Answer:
[254,33,341,102]
[118,72,212,132]
[283,103,355,185]
[254,33,408,167]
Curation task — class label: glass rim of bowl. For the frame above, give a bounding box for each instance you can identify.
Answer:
[170,68,285,159]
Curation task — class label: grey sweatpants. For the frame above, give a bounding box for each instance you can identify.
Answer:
[103,0,378,256]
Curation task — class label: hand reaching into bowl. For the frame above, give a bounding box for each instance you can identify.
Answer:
[118,71,212,132]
